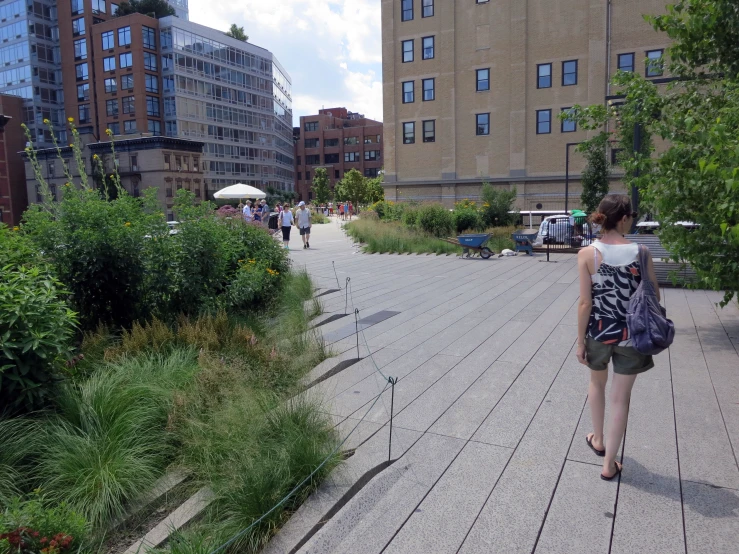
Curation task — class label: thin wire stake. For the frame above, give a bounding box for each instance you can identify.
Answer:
[388,377,397,462]
[344,277,351,314]
[354,308,360,359]
[333,261,341,289]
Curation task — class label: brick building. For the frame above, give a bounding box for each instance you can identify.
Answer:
[0,94,27,225]
[294,107,383,201]
[381,0,671,209]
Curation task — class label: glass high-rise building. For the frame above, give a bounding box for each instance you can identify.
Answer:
[158,17,294,197]
[0,0,64,146]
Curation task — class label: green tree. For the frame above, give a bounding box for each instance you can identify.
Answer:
[311,168,332,205]
[114,0,175,18]
[225,24,248,42]
[480,183,518,227]
[336,169,367,207]
[578,134,611,215]
[572,1,739,305]
[366,175,385,204]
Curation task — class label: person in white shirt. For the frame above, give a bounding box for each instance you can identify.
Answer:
[279,203,294,249]
[243,201,253,222]
[296,201,312,249]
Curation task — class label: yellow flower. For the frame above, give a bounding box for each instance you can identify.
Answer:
[105,128,113,136]
[43,118,50,124]
[69,144,74,148]
[124,222,131,227]
[64,183,71,187]
[12,226,19,231]
[67,117,74,123]
[93,154,99,159]
[238,259,243,263]
[248,259,255,264]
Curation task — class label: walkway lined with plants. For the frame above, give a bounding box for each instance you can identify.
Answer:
[269,221,739,554]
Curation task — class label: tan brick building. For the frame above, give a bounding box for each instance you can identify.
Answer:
[381,0,670,209]
[294,107,383,202]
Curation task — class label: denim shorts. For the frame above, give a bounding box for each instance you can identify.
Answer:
[585,337,654,375]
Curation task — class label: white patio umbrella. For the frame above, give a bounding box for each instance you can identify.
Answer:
[213,184,266,200]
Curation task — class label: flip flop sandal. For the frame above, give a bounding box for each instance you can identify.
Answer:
[600,462,623,481]
[586,434,606,457]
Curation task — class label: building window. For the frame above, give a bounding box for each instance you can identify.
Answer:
[306,154,321,164]
[146,96,159,116]
[121,74,134,89]
[476,113,490,135]
[618,53,635,73]
[145,74,158,93]
[102,30,114,50]
[476,68,490,92]
[364,150,380,161]
[107,122,120,135]
[335,170,340,179]
[75,63,88,81]
[401,0,413,21]
[611,148,623,165]
[304,121,318,131]
[325,138,339,147]
[403,121,415,144]
[164,154,171,170]
[78,104,90,124]
[72,18,85,36]
[106,99,118,116]
[561,107,576,133]
[193,157,199,171]
[163,76,174,92]
[77,83,89,101]
[162,54,172,70]
[537,109,552,134]
[148,120,161,134]
[129,154,138,171]
[92,0,106,14]
[477,0,489,3]
[324,153,339,163]
[304,138,319,148]
[422,0,433,18]
[122,95,135,114]
[119,52,132,68]
[173,156,182,171]
[297,172,302,180]
[144,52,157,71]
[118,26,131,46]
[562,60,578,86]
[71,0,84,15]
[402,80,414,103]
[305,171,310,181]
[344,152,359,162]
[365,168,379,177]
[111,3,119,15]
[344,136,359,145]
[646,49,664,77]
[143,26,156,49]
[402,39,413,63]
[423,120,435,142]
[422,78,435,101]
[103,56,116,72]
[422,36,434,59]
[74,38,87,60]
[47,162,54,178]
[537,63,552,88]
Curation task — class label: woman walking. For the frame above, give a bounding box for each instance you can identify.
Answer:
[576,194,660,480]
[279,203,294,249]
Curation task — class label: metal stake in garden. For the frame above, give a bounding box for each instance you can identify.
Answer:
[344,277,351,315]
[388,376,398,462]
[332,261,341,290]
[354,308,361,360]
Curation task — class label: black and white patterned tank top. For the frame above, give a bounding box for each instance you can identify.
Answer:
[587,242,642,346]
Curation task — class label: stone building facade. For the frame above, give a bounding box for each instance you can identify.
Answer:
[381,0,671,209]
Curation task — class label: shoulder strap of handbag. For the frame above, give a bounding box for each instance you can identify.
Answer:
[638,244,654,289]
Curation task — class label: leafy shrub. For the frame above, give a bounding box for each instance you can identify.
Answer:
[401,207,420,227]
[480,183,518,227]
[417,204,454,237]
[453,206,482,233]
[0,265,77,415]
[0,493,89,554]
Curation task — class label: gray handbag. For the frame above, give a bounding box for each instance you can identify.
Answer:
[627,245,675,355]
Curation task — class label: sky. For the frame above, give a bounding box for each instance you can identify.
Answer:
[188,0,384,126]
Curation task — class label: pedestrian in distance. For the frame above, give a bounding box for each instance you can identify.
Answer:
[339,203,345,220]
[243,200,254,222]
[344,200,349,220]
[349,201,354,219]
[279,202,293,249]
[296,201,312,249]
[576,194,660,480]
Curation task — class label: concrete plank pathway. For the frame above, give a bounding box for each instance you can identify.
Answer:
[268,220,739,554]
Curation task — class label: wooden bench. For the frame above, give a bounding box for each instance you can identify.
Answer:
[626,234,699,286]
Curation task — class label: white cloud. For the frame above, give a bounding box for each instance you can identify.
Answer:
[188,0,383,122]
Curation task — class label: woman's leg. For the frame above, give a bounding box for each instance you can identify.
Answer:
[603,373,638,476]
[588,369,608,451]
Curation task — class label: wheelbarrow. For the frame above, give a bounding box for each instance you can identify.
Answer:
[511,230,537,255]
[442,234,494,259]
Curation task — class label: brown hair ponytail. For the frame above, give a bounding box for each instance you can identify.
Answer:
[591,194,632,231]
